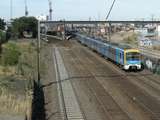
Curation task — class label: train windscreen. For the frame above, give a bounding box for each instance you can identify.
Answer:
[126,52,140,61]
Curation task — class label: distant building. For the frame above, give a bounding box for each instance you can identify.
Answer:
[135,26,157,38]
[146,26,157,37]
[139,38,152,46]
[36,15,47,21]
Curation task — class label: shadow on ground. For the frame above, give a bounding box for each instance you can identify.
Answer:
[31,80,46,120]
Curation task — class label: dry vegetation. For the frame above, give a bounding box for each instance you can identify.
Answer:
[152,45,160,51]
[0,88,31,115]
[122,33,139,46]
[0,40,37,117]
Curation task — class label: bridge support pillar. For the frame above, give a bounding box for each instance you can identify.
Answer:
[71,24,74,30]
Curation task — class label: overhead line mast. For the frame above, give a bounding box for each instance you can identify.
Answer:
[48,0,53,21]
[105,0,117,42]
[25,0,29,16]
[106,0,116,20]
[10,0,13,20]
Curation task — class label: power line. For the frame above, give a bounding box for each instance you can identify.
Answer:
[106,0,116,20]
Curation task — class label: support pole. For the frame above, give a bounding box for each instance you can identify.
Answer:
[71,24,74,30]
[10,0,13,20]
[37,20,41,85]
[45,26,47,41]
[108,22,112,42]
[62,20,66,40]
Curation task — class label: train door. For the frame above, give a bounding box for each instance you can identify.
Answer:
[116,49,124,65]
[119,52,124,64]
[116,49,119,63]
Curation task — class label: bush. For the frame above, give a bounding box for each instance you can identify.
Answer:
[0,30,6,43]
[1,42,21,66]
[6,27,12,40]
[0,18,6,30]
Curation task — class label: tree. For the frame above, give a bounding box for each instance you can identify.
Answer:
[12,17,38,38]
[0,30,6,43]
[0,18,6,30]
[6,27,12,40]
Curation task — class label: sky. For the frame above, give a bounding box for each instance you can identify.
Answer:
[1,0,160,21]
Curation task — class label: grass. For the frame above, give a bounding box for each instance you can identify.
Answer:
[0,74,32,116]
[0,87,32,115]
[0,40,36,116]
[0,66,16,76]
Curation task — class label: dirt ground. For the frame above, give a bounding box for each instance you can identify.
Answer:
[40,41,63,120]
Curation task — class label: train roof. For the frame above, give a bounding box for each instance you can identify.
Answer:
[76,33,134,50]
[115,43,132,49]
[99,39,132,50]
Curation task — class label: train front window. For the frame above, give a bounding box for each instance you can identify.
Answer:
[126,52,140,61]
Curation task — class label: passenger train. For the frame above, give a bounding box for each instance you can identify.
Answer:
[75,33,142,70]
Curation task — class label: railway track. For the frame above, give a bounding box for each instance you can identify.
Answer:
[53,47,85,120]
[127,72,160,95]
[58,45,133,120]
[71,52,132,120]
[59,49,108,120]
[139,47,160,59]
[70,47,150,120]
[51,39,160,120]
[69,41,160,120]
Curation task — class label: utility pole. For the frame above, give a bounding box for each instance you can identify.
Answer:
[106,0,116,42]
[108,22,112,42]
[151,14,154,26]
[25,0,29,16]
[37,20,41,84]
[63,20,66,40]
[48,0,53,21]
[106,0,116,20]
[10,0,13,20]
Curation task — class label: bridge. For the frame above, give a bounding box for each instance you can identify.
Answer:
[41,20,160,25]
